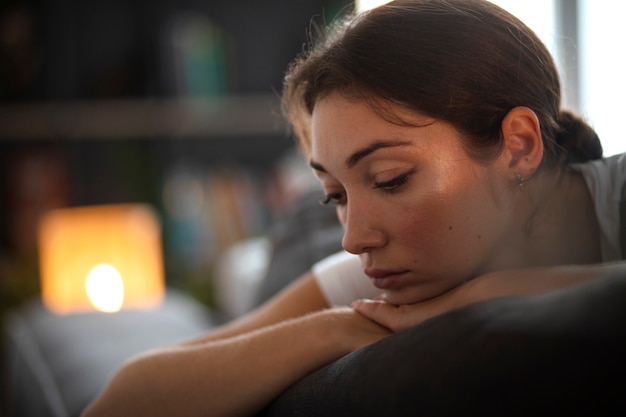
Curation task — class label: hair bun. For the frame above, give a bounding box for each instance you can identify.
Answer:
[555,110,603,163]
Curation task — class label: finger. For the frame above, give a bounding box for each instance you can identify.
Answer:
[351,299,401,331]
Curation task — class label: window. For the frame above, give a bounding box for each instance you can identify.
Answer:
[579,0,626,157]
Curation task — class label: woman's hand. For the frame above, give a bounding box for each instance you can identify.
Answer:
[351,282,473,333]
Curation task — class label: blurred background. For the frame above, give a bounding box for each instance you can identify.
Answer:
[0,0,353,314]
[1,1,625,415]
[0,0,625,317]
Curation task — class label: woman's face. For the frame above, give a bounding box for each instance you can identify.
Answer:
[310,93,516,304]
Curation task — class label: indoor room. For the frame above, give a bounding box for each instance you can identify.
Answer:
[1,1,624,416]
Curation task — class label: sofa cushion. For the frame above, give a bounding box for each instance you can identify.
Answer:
[4,289,214,417]
[260,270,626,417]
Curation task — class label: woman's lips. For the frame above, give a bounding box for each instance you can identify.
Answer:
[365,269,409,290]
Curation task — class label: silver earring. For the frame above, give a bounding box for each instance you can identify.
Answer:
[516,174,525,192]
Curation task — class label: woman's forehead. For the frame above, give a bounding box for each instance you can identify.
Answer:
[312,92,434,127]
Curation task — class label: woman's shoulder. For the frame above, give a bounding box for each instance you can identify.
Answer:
[571,152,626,261]
[313,251,381,307]
[571,152,626,200]
[572,151,626,173]
[599,152,626,174]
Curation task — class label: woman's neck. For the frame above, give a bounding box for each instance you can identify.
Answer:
[481,167,602,274]
[520,167,602,266]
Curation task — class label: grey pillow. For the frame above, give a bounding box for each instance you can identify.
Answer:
[4,290,214,417]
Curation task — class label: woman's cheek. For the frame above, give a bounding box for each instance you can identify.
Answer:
[393,209,439,248]
[394,202,468,264]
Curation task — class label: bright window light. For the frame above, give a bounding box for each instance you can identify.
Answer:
[355,0,392,13]
[579,0,626,157]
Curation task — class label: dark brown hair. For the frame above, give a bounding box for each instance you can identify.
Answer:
[282,0,602,167]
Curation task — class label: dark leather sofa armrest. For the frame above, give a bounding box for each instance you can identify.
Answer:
[260,271,626,417]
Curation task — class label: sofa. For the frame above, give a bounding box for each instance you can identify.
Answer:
[260,271,626,416]
[3,188,626,416]
[3,289,216,417]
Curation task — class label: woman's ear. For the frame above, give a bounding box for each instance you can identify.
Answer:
[500,106,543,176]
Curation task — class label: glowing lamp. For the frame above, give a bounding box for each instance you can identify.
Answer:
[38,204,165,314]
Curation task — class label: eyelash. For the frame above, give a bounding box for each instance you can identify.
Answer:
[374,169,415,194]
[320,169,416,206]
[320,192,345,206]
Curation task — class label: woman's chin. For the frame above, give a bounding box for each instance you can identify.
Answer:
[383,281,455,305]
[382,289,430,306]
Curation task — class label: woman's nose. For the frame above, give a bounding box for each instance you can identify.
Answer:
[341,203,386,254]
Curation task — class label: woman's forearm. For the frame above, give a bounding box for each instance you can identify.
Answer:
[82,308,388,417]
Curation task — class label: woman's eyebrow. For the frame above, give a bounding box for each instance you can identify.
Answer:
[346,140,412,168]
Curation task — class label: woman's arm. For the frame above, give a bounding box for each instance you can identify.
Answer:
[82,273,391,417]
[183,271,332,345]
[353,262,626,332]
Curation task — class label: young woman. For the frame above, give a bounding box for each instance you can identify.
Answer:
[82,1,626,416]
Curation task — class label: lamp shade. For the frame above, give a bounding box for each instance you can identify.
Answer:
[38,204,165,314]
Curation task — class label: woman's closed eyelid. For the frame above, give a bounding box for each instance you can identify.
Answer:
[318,168,415,205]
[374,173,409,188]
[371,164,416,181]
[373,168,416,191]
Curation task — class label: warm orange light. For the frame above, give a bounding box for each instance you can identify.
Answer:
[85,263,125,313]
[38,204,165,314]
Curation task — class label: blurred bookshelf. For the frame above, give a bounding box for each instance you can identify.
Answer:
[0,0,352,313]
[0,95,284,141]
[0,93,298,312]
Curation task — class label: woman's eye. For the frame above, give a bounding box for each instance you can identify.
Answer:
[374,169,415,194]
[320,192,346,206]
